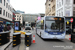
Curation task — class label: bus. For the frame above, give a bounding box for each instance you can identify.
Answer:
[36,16,66,39]
[25,22,31,28]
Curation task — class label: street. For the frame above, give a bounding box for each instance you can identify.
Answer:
[18,29,75,50]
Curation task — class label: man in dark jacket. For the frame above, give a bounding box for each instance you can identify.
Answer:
[0,24,4,32]
[4,24,8,31]
[7,25,11,31]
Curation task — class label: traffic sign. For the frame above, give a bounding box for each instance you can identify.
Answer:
[71,18,73,23]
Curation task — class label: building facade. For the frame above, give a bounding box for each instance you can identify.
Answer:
[22,14,39,23]
[16,10,25,14]
[22,14,39,26]
[56,0,73,17]
[0,0,13,22]
[15,13,23,24]
[45,0,56,16]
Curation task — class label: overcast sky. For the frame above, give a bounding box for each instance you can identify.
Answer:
[10,0,46,14]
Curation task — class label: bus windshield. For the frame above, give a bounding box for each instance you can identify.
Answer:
[45,20,64,32]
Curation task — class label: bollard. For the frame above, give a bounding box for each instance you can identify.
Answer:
[71,34,75,43]
[13,32,21,47]
[25,31,32,47]
[0,31,10,46]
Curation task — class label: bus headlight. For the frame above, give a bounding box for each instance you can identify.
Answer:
[45,33,48,35]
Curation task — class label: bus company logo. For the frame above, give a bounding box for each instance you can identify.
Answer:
[53,33,57,34]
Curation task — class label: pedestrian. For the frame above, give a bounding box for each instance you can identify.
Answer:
[7,25,11,31]
[0,24,4,32]
[4,24,8,31]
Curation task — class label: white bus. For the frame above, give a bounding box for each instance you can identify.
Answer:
[36,16,66,39]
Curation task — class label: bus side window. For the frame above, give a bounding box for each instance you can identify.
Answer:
[41,25,44,29]
[41,20,44,29]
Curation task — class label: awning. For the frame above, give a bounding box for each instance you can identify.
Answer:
[6,22,10,24]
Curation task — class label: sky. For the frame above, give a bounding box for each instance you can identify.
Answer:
[10,0,46,14]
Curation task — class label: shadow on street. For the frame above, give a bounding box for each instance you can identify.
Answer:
[42,39,64,42]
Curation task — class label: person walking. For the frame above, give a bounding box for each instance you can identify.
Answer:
[7,25,11,31]
[0,24,4,32]
[4,24,8,31]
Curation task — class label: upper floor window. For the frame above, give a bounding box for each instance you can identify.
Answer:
[62,0,63,5]
[3,10,5,16]
[0,8,2,14]
[6,3,8,8]
[8,13,9,17]
[6,12,7,17]
[9,6,10,10]
[0,0,2,3]
[10,14,11,18]
[17,16,18,17]
[4,0,5,6]
[8,5,9,10]
[49,4,50,6]
[20,16,21,17]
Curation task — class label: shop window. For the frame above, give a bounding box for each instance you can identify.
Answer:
[3,10,5,16]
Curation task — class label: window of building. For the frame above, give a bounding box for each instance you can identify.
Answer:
[0,8,2,14]
[52,5,55,11]
[57,4,58,8]
[49,4,50,6]
[59,13,60,16]
[10,7,11,11]
[62,0,63,5]
[3,10,5,16]
[8,13,9,17]
[59,2,60,7]
[17,18,18,20]
[0,0,2,3]
[6,3,8,8]
[4,0,5,6]
[19,18,21,20]
[74,0,75,4]
[8,5,9,10]
[61,12,63,16]
[20,16,21,17]
[9,6,10,10]
[6,12,7,17]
